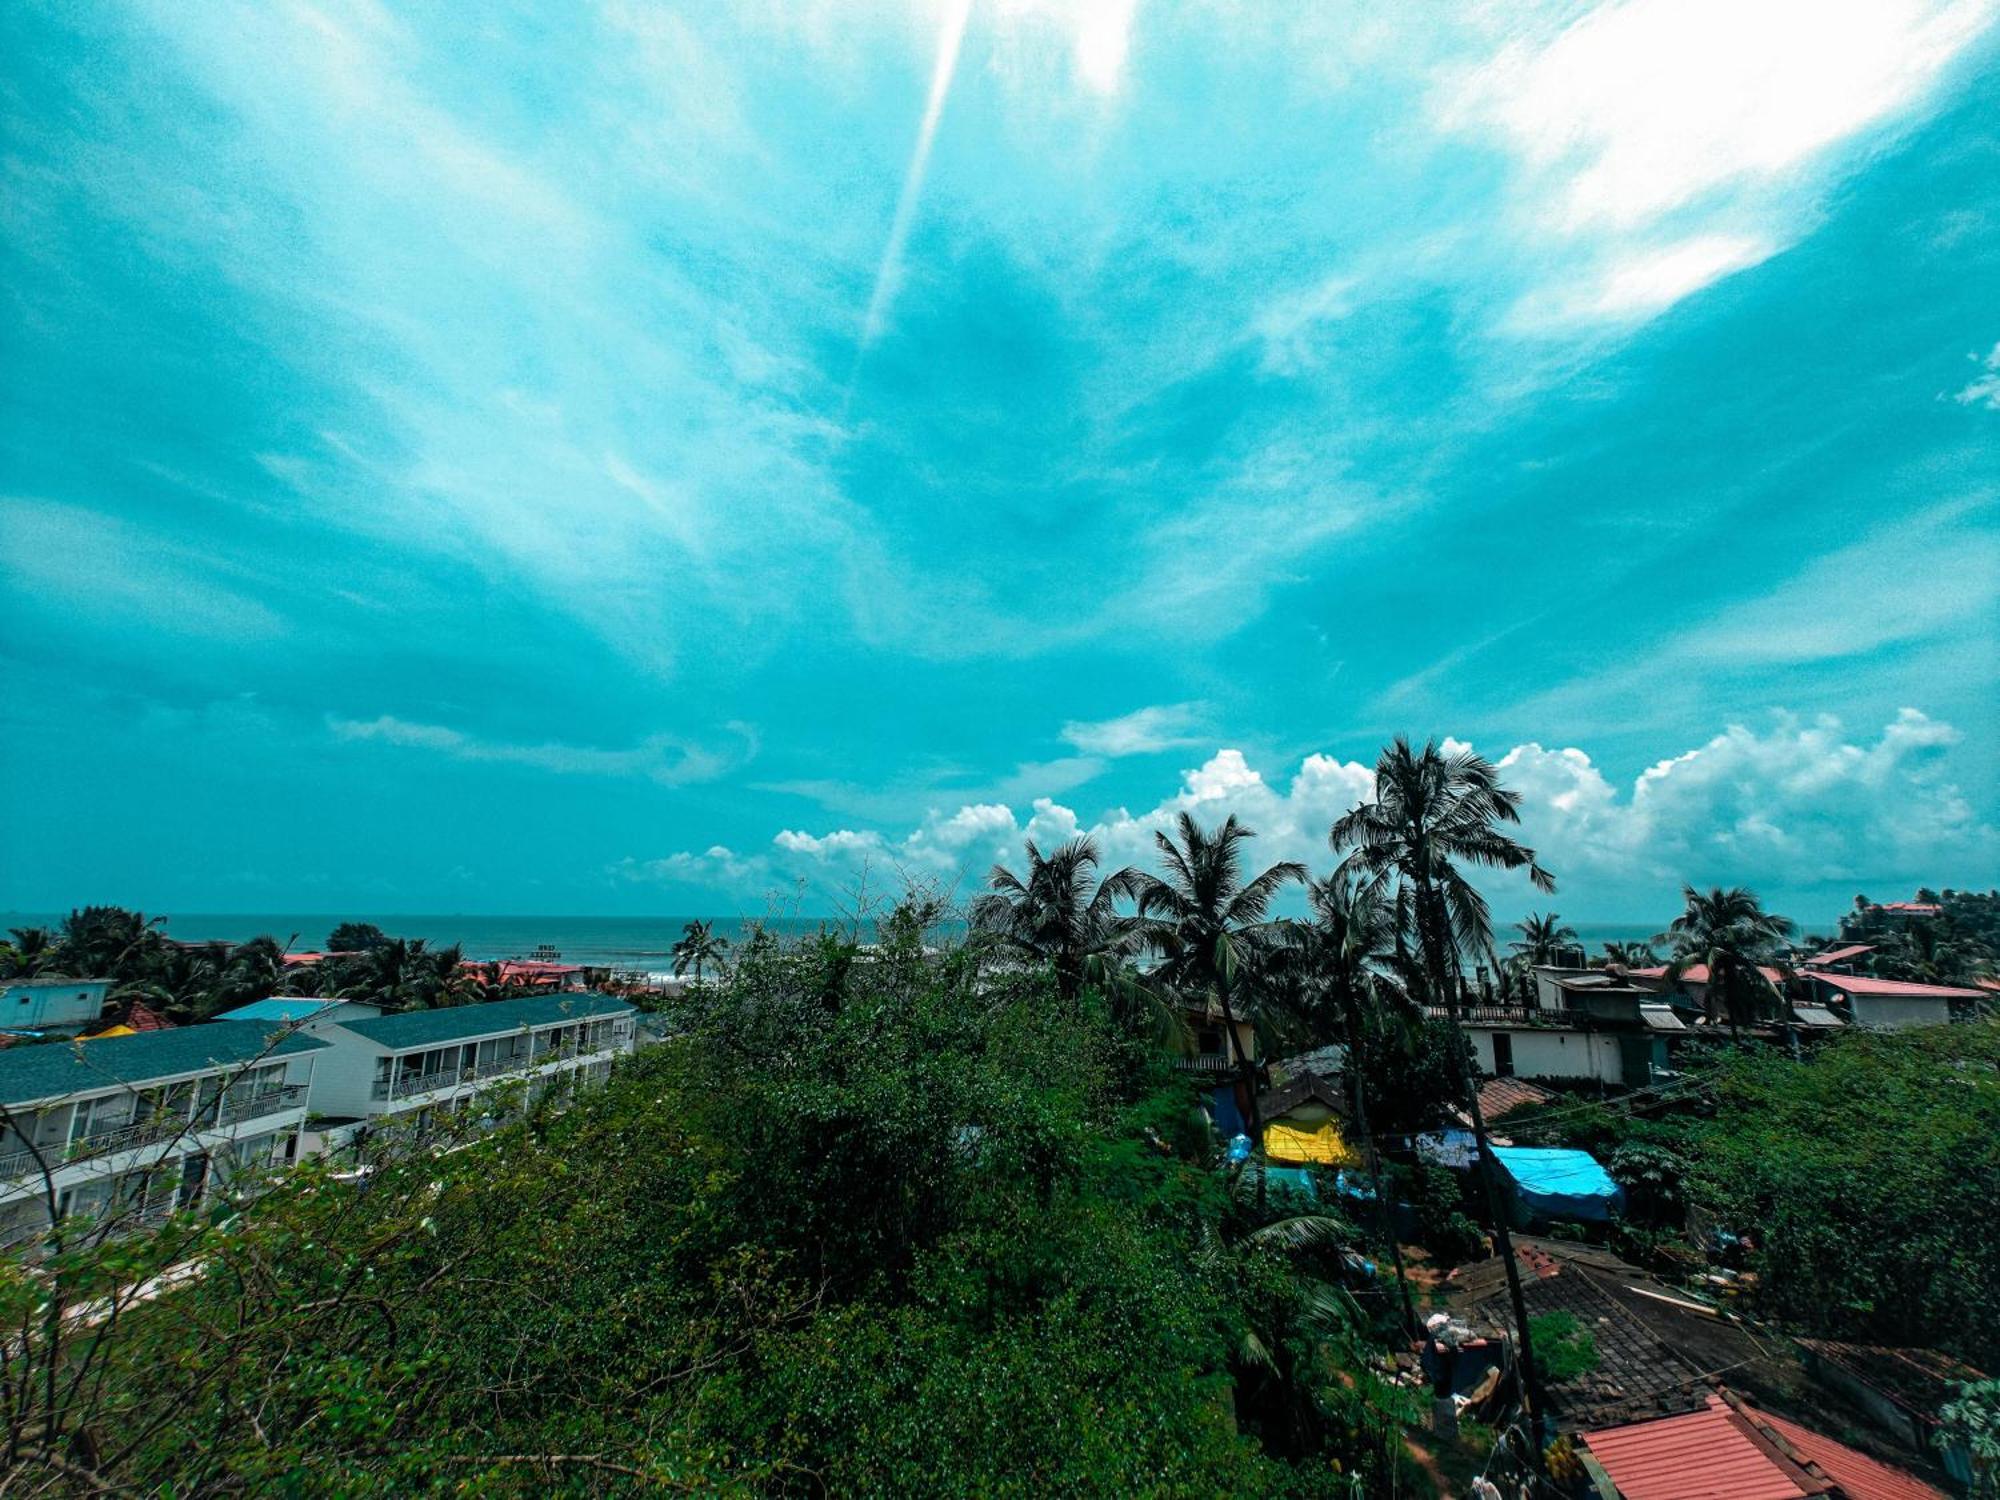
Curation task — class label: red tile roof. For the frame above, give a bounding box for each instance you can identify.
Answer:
[1757,1409,1948,1500]
[1806,945,1874,966]
[125,1001,173,1032]
[1876,903,1942,915]
[1631,963,1783,986]
[1583,1394,1947,1500]
[1810,974,1985,1000]
[1584,1397,1823,1499]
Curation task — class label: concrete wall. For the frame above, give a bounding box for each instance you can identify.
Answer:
[303,1024,394,1117]
[1846,993,1952,1029]
[1465,1026,1627,1085]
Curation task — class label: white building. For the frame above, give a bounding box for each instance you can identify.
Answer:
[0,1023,326,1251]
[283,992,637,1149]
[1801,972,1985,1029]
[1,978,115,1036]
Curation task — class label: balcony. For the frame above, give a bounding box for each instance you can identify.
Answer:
[1174,1053,1241,1075]
[1,1114,192,1180]
[211,1083,309,1126]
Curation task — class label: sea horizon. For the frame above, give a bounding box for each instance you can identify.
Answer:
[1,910,1824,970]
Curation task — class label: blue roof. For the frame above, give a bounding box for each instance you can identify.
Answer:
[1490,1146,1624,1221]
[214,998,351,1023]
[0,1023,328,1107]
[337,992,634,1051]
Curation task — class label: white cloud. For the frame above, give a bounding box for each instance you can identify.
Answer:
[1061,703,1204,756]
[1498,709,1991,891]
[329,715,742,785]
[1441,0,1997,325]
[624,713,1994,915]
[1955,340,2000,409]
[1451,0,1993,233]
[1575,233,1777,321]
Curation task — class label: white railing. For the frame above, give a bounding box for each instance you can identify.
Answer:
[213,1083,309,1126]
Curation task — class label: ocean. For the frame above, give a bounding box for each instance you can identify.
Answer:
[2,912,1686,969]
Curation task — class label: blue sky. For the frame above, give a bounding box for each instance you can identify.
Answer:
[3,0,1997,925]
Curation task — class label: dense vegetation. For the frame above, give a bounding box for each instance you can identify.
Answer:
[6,739,1994,1494]
[1498,1023,2000,1371]
[0,907,552,1023]
[3,916,1426,1495]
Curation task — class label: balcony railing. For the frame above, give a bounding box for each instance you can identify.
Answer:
[1174,1054,1241,1074]
[211,1083,309,1126]
[372,1034,629,1101]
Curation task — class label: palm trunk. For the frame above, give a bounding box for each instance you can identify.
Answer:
[1413,864,1546,1442]
[1345,1003,1416,1337]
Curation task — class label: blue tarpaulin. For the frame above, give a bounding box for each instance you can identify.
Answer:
[1490,1146,1624,1224]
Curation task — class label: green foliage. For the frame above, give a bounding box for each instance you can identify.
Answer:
[1940,1378,2000,1498]
[10,922,1422,1494]
[326,920,389,952]
[1527,1312,1599,1382]
[1689,1022,2000,1367]
[1399,1162,1485,1268]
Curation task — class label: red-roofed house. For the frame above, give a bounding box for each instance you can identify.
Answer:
[1582,1393,1947,1500]
[1805,944,1875,973]
[1803,972,1986,1030]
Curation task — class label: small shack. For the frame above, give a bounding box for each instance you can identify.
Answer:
[1256,1072,1354,1167]
[1489,1145,1623,1227]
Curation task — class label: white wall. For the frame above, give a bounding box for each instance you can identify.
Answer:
[1847,994,1952,1029]
[1465,1026,1625,1085]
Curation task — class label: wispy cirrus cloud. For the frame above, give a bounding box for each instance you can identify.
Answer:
[1439,0,1997,326]
[1956,340,2000,408]
[1060,702,1205,756]
[329,715,750,786]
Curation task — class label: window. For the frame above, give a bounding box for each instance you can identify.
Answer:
[1491,1032,1515,1078]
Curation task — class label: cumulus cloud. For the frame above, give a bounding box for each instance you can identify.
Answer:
[1498,709,1991,891]
[330,715,745,786]
[1060,703,1205,756]
[621,712,1994,914]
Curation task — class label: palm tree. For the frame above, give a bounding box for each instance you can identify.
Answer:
[671,920,730,988]
[1658,886,1794,1031]
[1509,911,1578,968]
[1330,736,1555,1426]
[57,906,167,980]
[1330,737,1555,1009]
[1877,919,1991,988]
[1288,871,1421,1333]
[1131,813,1305,1156]
[969,836,1145,1003]
[1,926,61,979]
[338,938,469,1011]
[1601,940,1660,970]
[111,942,227,1026]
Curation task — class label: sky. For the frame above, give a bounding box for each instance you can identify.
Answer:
[3,0,1997,927]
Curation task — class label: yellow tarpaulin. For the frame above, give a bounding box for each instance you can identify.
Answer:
[1264,1119,1352,1166]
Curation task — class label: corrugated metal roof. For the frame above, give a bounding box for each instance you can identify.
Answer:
[1790,1005,1847,1028]
[1811,974,1984,1000]
[1583,1397,1821,1499]
[0,1023,328,1107]
[1640,1003,1688,1031]
[337,992,633,1051]
[1585,1394,1949,1500]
